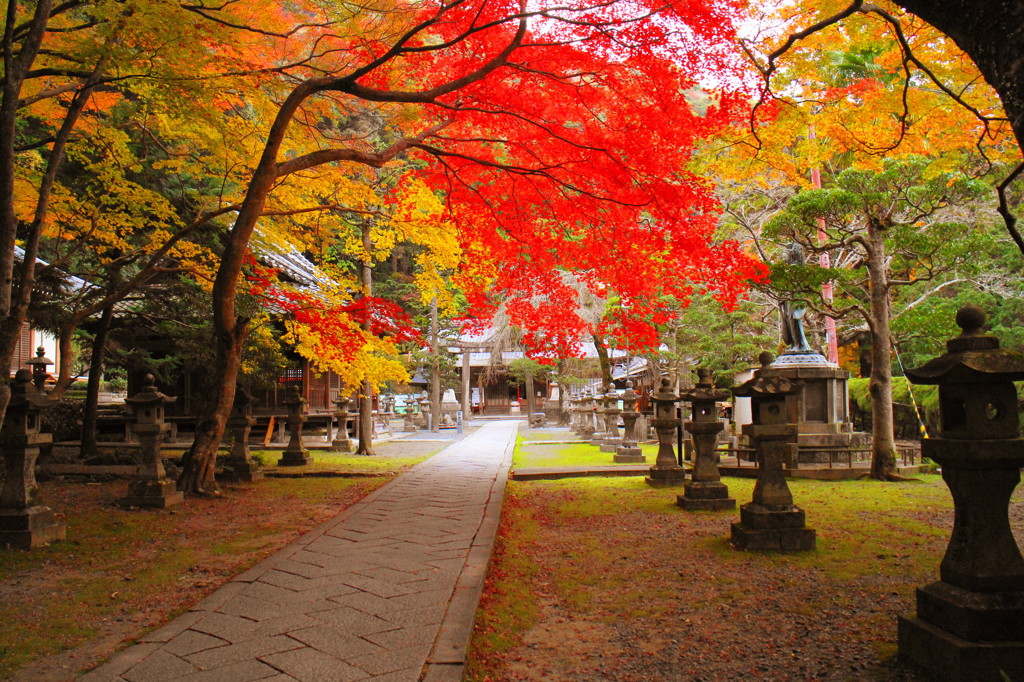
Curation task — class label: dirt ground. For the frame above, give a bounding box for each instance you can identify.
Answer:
[467,476,1024,682]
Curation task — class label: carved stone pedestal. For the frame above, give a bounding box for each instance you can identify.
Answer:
[615,386,645,463]
[120,478,184,509]
[0,506,66,549]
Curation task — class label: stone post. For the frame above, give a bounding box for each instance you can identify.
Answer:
[118,374,184,509]
[220,385,263,482]
[677,368,735,511]
[615,381,645,463]
[645,377,686,487]
[0,370,66,548]
[330,394,354,452]
[278,385,312,466]
[730,353,814,551]
[898,306,1024,681]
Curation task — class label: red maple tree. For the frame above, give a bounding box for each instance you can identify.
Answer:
[181,0,766,493]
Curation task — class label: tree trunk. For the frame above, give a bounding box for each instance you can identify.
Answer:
[865,218,899,481]
[429,296,440,433]
[356,222,375,455]
[525,371,536,419]
[592,333,612,390]
[890,1,1024,255]
[79,304,114,459]
[179,325,247,494]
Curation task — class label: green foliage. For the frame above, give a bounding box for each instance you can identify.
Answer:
[506,358,552,386]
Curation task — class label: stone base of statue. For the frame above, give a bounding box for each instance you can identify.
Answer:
[614,446,645,463]
[730,502,815,552]
[590,432,608,447]
[278,450,313,467]
[0,506,66,548]
[677,480,735,511]
[118,479,184,509]
[219,458,264,483]
[599,438,619,453]
[898,581,1024,682]
[645,465,686,488]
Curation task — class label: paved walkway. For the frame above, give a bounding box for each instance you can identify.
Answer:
[83,420,519,682]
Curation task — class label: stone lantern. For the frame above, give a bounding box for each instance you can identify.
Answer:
[678,368,735,511]
[614,381,645,463]
[118,374,183,509]
[645,377,686,487]
[577,390,595,439]
[220,384,263,483]
[331,394,354,452]
[599,389,622,453]
[0,370,66,548]
[415,392,430,429]
[898,306,1024,681]
[278,384,312,466]
[26,346,52,392]
[730,353,814,551]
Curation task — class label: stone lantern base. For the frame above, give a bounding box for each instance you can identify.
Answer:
[898,582,1024,681]
[645,466,686,488]
[614,445,645,463]
[730,502,815,552]
[599,438,619,453]
[218,458,264,483]
[329,438,354,453]
[118,479,184,509]
[278,450,313,467]
[677,481,735,511]
[0,506,66,549]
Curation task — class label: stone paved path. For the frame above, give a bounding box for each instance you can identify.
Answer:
[82,420,518,682]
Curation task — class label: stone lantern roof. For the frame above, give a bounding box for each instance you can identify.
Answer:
[906,305,1024,385]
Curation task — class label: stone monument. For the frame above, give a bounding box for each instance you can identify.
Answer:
[730,353,815,551]
[0,370,66,548]
[769,251,859,465]
[645,377,686,487]
[677,368,735,511]
[278,385,312,466]
[590,389,609,446]
[614,381,645,463]
[578,391,596,440]
[897,306,1024,681]
[220,384,263,482]
[118,374,184,509]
